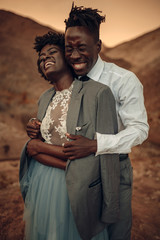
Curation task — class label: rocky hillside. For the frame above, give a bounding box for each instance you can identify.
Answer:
[0,10,159,160]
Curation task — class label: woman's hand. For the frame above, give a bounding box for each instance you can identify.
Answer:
[26,118,41,139]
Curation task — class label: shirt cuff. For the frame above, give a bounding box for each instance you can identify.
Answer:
[95,132,130,156]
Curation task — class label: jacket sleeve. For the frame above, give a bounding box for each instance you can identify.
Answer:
[96,86,120,223]
[19,140,32,201]
[19,87,55,201]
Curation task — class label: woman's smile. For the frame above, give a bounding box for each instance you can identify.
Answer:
[44,61,55,70]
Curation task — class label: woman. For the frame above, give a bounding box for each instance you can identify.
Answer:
[20,31,119,240]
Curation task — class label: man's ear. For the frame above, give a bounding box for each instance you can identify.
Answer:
[96,40,102,53]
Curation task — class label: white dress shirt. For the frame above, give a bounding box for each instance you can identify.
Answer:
[87,56,149,154]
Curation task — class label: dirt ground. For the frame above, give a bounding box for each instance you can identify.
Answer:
[0,143,160,240]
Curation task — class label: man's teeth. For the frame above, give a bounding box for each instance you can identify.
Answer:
[73,63,86,70]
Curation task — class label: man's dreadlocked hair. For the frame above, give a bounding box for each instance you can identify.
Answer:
[33,31,65,81]
[64,3,105,42]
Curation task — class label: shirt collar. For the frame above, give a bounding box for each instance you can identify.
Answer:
[87,55,104,82]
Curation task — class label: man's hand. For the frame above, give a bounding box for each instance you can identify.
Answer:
[26,118,41,139]
[63,133,97,160]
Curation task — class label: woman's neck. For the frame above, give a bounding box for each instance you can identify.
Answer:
[52,73,74,92]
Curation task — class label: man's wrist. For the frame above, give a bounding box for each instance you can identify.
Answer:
[90,139,97,154]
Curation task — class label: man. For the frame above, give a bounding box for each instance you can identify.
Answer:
[63,4,149,240]
[27,4,149,240]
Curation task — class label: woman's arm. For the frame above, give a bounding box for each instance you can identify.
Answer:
[27,138,68,160]
[27,139,67,170]
[33,153,67,170]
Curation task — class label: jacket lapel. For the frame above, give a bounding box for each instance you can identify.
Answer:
[37,87,56,121]
[66,80,83,134]
[37,81,83,133]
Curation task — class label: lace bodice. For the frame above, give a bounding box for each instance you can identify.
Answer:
[40,83,74,145]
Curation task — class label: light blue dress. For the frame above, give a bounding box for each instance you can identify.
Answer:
[23,86,109,240]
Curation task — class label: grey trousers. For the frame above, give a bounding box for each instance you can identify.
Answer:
[107,158,133,240]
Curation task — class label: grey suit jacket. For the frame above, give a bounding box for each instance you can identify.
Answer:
[19,79,120,240]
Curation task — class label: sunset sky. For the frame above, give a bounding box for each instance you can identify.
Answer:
[0,0,160,46]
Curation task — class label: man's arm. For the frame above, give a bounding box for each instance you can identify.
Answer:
[96,73,149,154]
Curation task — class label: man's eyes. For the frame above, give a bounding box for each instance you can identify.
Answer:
[65,47,86,52]
[79,47,86,52]
[65,47,73,53]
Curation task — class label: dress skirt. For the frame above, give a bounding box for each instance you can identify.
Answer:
[23,158,109,240]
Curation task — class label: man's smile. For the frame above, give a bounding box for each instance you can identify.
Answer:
[71,62,87,70]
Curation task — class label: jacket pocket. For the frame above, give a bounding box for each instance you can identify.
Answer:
[89,178,101,188]
[87,178,102,226]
